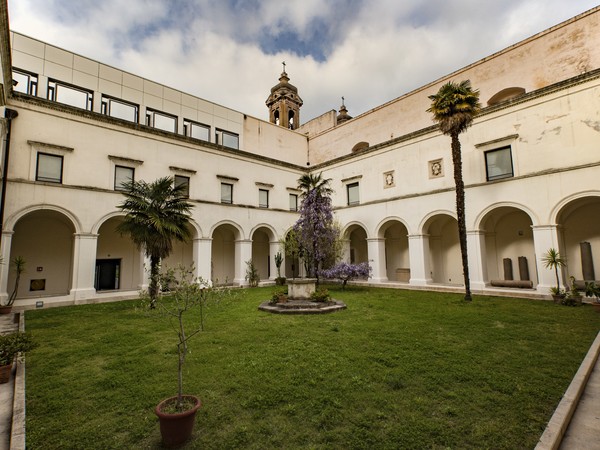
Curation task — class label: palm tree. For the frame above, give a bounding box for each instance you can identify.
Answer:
[117,176,193,306]
[427,80,481,302]
[297,172,333,198]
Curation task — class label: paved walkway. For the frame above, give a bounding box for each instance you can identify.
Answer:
[559,351,600,450]
[0,312,19,450]
[0,309,598,449]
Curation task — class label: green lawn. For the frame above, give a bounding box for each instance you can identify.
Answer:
[24,286,600,449]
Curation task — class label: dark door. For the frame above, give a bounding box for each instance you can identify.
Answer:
[95,259,120,290]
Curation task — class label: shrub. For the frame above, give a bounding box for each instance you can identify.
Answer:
[311,288,331,303]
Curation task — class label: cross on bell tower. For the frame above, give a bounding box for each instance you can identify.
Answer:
[266,62,303,130]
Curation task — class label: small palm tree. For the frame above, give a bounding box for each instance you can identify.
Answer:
[427,80,481,302]
[297,172,333,198]
[542,248,567,293]
[117,176,193,307]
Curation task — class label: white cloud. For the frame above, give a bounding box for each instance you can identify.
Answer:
[7,0,600,122]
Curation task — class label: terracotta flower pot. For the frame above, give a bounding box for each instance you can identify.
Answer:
[0,363,13,384]
[155,395,201,448]
[0,305,12,315]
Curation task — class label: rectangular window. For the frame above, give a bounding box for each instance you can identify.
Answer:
[47,80,93,110]
[114,166,134,191]
[183,120,210,141]
[347,182,360,206]
[145,109,177,133]
[101,96,139,123]
[36,153,63,183]
[174,175,190,198]
[12,68,38,96]
[289,193,298,211]
[259,189,269,208]
[221,183,233,204]
[216,129,239,149]
[485,146,513,181]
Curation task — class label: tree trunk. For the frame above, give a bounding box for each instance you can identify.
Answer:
[451,133,472,302]
[149,255,160,308]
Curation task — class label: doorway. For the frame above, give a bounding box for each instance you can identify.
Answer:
[95,259,121,290]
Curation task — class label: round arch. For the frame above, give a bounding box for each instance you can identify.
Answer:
[474,201,539,230]
[6,204,82,234]
[549,191,600,225]
[376,216,411,238]
[9,207,78,299]
[419,210,456,234]
[209,220,244,240]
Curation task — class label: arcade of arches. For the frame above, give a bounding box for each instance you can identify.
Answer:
[2,195,599,303]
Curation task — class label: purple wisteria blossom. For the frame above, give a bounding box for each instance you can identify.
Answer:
[320,261,372,289]
[293,176,339,284]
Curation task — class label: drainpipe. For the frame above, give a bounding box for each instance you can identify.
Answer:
[0,107,18,250]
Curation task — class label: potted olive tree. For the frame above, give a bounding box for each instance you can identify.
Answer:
[143,265,232,448]
[542,248,567,302]
[0,331,37,383]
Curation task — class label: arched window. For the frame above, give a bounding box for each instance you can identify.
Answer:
[351,142,369,153]
[487,87,526,106]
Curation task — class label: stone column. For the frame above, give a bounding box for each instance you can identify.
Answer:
[0,231,14,303]
[408,234,432,286]
[340,239,351,263]
[71,233,99,302]
[193,238,212,285]
[532,225,562,293]
[467,230,488,290]
[138,251,150,291]
[367,238,387,282]
[234,239,252,285]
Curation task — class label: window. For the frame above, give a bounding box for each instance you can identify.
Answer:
[347,182,359,206]
[174,175,190,198]
[183,120,210,141]
[146,109,177,133]
[259,189,269,208]
[101,96,139,123]
[36,153,63,183]
[221,183,233,204]
[114,166,134,191]
[12,68,37,96]
[485,146,513,181]
[289,193,298,211]
[47,80,93,110]
[216,129,239,149]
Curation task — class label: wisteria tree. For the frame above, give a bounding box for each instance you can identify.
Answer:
[320,261,372,290]
[293,173,340,285]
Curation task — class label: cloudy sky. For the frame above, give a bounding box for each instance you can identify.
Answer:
[7,1,599,122]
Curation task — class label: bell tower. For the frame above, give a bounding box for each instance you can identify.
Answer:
[266,62,303,130]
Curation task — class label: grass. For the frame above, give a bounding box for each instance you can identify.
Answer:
[24,286,600,449]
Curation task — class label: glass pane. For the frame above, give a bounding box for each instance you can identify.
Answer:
[486,147,513,180]
[108,99,138,122]
[221,183,232,203]
[55,84,91,110]
[222,132,239,149]
[259,189,268,207]
[289,194,298,211]
[12,71,30,94]
[153,112,177,133]
[37,154,62,182]
[174,176,190,197]
[347,183,359,205]
[115,166,134,190]
[190,123,210,141]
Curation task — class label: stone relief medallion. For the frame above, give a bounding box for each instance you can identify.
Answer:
[429,159,443,178]
[384,171,395,188]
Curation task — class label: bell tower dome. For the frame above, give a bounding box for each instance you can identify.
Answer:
[266,62,303,130]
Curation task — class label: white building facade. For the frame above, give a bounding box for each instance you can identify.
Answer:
[0,3,599,307]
